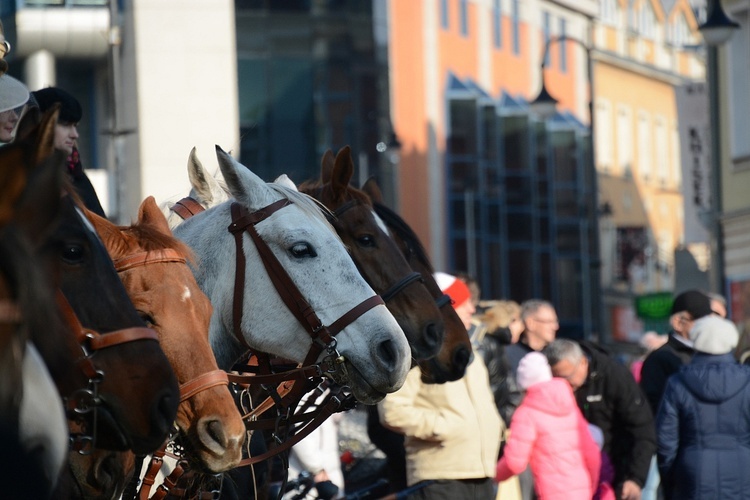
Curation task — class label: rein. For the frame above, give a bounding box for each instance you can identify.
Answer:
[55,290,159,455]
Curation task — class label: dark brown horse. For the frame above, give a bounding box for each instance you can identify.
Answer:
[299,146,445,361]
[360,178,472,383]
[0,107,70,498]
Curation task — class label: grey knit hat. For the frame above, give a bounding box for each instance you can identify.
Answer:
[0,74,29,113]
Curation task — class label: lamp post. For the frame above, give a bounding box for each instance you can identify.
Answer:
[530,34,603,343]
[699,0,738,295]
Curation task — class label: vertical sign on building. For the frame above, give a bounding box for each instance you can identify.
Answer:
[675,82,711,244]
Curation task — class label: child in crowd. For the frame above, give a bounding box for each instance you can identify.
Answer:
[495,352,600,500]
[588,424,616,500]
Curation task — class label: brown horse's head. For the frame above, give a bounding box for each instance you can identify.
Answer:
[87,197,245,473]
[299,146,445,361]
[362,178,472,383]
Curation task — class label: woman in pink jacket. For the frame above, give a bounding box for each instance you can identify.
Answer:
[496,352,600,499]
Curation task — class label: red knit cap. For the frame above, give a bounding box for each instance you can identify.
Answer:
[433,272,471,309]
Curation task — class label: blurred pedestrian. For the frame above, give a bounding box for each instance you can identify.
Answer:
[545,339,656,500]
[378,272,502,499]
[629,332,666,384]
[473,300,524,427]
[656,316,749,499]
[589,424,616,500]
[496,352,600,500]
[31,87,106,218]
[0,74,28,144]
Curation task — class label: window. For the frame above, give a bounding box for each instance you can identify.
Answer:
[728,8,750,160]
[512,0,520,55]
[559,18,567,73]
[441,0,449,29]
[670,13,690,47]
[595,100,614,171]
[640,1,656,39]
[460,0,468,36]
[671,124,681,188]
[602,0,618,25]
[543,11,551,66]
[637,111,652,182]
[616,105,633,175]
[493,0,502,48]
[655,115,668,185]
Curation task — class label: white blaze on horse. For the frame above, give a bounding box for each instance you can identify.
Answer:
[173,146,411,405]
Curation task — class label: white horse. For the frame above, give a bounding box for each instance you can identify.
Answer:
[173,147,411,405]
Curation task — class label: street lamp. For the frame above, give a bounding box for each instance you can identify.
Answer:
[700,0,737,295]
[699,0,740,47]
[530,34,603,343]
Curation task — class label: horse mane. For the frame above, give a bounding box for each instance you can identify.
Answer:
[372,202,434,273]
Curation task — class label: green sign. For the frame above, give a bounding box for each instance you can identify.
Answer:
[635,292,673,320]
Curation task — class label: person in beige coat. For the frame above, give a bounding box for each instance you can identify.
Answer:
[378,272,502,499]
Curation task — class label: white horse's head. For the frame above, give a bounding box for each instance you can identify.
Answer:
[173,147,411,404]
[161,147,230,230]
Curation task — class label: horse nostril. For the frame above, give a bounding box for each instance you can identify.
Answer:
[376,339,398,370]
[423,322,445,350]
[151,392,177,438]
[205,419,227,449]
[453,345,471,373]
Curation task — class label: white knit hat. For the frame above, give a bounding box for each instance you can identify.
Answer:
[516,351,552,389]
[0,74,28,113]
[689,316,739,355]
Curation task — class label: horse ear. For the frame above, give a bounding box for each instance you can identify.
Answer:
[274,174,298,192]
[138,196,172,236]
[330,146,353,200]
[361,177,384,204]
[320,150,335,184]
[215,145,272,209]
[32,107,60,166]
[187,147,227,204]
[14,105,41,143]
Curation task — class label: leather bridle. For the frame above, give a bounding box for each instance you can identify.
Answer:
[328,198,425,303]
[56,290,159,455]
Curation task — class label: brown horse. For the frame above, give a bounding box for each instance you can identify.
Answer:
[63,197,247,499]
[0,108,70,497]
[298,146,445,361]
[361,178,472,383]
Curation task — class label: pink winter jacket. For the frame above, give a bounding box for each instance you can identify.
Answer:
[496,378,600,500]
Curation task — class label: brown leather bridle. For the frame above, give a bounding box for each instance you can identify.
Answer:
[56,290,160,455]
[114,247,232,500]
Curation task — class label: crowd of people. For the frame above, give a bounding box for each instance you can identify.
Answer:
[344,276,744,500]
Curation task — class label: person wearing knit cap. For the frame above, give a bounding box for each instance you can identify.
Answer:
[638,290,714,500]
[640,289,713,414]
[497,351,601,499]
[30,86,106,218]
[378,273,501,499]
[656,317,750,499]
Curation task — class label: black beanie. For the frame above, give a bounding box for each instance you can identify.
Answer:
[670,290,712,319]
[31,87,82,123]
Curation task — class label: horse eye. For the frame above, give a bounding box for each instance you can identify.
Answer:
[138,311,156,327]
[356,234,376,248]
[61,244,84,264]
[289,242,316,258]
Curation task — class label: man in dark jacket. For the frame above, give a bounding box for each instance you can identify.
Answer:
[657,316,750,499]
[545,339,656,500]
[639,289,713,414]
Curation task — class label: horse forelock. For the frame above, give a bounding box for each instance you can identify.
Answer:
[118,223,196,264]
[265,184,341,242]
